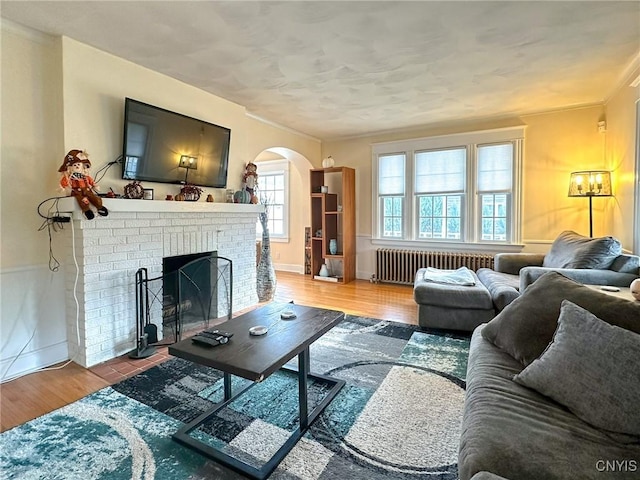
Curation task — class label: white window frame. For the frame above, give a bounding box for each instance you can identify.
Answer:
[378,152,407,239]
[372,127,525,250]
[256,159,290,242]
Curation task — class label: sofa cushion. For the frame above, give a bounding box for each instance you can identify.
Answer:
[514,301,640,438]
[476,268,520,311]
[609,253,640,274]
[480,271,640,366]
[542,230,621,269]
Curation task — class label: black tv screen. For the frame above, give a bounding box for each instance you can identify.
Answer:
[122,98,230,188]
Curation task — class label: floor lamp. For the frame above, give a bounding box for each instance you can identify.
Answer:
[568,170,612,237]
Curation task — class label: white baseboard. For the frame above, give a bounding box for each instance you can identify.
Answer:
[274,263,304,274]
[357,270,375,281]
[1,341,69,383]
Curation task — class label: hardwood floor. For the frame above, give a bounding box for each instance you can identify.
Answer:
[274,271,417,323]
[0,271,416,432]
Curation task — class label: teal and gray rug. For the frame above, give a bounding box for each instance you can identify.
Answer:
[0,316,469,479]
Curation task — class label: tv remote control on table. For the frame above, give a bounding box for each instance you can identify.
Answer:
[203,329,234,338]
[192,333,230,347]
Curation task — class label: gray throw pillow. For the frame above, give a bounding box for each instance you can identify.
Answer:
[481,271,640,366]
[514,300,640,437]
[542,230,621,269]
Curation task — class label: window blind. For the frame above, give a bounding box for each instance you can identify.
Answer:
[415,148,466,193]
[378,154,405,195]
[477,143,513,192]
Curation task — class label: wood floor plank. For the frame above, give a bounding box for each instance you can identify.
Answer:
[1,361,109,432]
[0,272,416,432]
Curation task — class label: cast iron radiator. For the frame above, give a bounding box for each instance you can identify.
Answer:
[375,248,495,285]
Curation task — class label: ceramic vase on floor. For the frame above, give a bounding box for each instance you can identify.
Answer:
[256,211,276,302]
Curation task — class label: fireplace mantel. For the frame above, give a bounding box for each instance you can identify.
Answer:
[57,197,264,219]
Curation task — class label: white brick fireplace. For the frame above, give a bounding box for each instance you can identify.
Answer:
[58,198,263,367]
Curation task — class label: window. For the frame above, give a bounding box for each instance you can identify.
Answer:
[372,127,524,245]
[256,160,289,241]
[378,154,405,238]
[477,143,513,241]
[415,148,466,240]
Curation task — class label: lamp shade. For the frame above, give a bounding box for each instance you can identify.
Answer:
[568,170,612,197]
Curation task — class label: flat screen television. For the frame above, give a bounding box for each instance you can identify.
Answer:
[122,98,231,188]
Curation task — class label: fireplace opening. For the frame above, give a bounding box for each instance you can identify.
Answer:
[162,251,216,341]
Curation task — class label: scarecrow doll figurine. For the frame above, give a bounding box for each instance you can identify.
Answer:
[58,149,109,220]
[242,162,259,204]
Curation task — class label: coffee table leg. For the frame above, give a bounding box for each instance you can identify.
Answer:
[298,347,309,430]
[223,372,232,401]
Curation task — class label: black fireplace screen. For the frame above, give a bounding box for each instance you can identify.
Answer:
[132,255,233,354]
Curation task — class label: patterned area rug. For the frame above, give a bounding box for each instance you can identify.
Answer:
[0,316,469,479]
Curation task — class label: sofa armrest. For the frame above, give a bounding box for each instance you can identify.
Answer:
[519,266,639,291]
[494,253,545,275]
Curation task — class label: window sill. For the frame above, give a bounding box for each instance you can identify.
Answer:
[370,238,524,253]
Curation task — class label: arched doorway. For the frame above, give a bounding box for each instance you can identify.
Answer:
[252,148,314,274]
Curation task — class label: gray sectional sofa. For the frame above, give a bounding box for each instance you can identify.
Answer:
[414,231,639,331]
[459,272,640,480]
[478,231,640,312]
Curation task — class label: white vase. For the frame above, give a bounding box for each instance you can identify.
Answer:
[319,263,330,277]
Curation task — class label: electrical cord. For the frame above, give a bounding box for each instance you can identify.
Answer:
[37,197,70,272]
[38,218,81,373]
[93,155,122,184]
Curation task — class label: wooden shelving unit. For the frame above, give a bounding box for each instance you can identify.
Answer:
[309,167,356,284]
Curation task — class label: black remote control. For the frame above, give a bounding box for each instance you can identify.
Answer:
[203,329,234,339]
[199,331,223,340]
[192,334,229,347]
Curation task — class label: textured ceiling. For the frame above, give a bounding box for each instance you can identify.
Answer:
[2,1,639,140]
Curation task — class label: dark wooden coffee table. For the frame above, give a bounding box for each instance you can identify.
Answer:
[168,302,345,479]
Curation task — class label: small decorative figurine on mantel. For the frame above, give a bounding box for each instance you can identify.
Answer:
[242,162,259,204]
[58,149,109,220]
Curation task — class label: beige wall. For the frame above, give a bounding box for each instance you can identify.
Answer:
[1,24,64,269]
[605,66,639,251]
[1,22,68,378]
[322,106,620,248]
[521,106,607,241]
